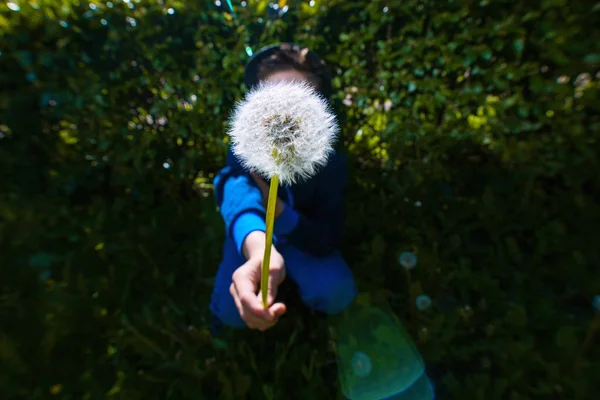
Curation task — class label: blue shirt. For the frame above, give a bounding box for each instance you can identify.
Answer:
[213,147,348,258]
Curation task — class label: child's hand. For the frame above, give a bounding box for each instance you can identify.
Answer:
[232,232,287,331]
[251,172,285,218]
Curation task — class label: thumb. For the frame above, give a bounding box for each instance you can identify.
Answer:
[271,302,287,319]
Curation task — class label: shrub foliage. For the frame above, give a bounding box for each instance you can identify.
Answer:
[1,0,599,398]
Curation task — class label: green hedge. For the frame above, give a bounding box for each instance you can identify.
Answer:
[1,0,599,398]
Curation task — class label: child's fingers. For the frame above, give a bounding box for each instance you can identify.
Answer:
[231,257,283,330]
[258,300,286,328]
[256,305,286,331]
[253,289,284,324]
[265,268,284,305]
[232,263,261,309]
[237,283,266,317]
[232,266,274,322]
[271,303,286,319]
[229,284,256,326]
[231,283,273,329]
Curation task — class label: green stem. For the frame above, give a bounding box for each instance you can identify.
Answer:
[261,175,279,308]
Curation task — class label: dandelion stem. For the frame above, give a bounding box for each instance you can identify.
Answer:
[261,174,279,308]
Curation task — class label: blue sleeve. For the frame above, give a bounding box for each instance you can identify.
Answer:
[213,149,273,258]
[272,153,348,257]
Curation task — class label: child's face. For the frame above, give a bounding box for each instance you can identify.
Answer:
[263,69,318,90]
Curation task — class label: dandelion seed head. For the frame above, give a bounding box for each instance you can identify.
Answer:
[227,80,338,185]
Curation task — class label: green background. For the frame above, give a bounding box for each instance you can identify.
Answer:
[1,0,599,398]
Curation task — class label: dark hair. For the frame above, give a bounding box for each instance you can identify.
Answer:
[254,43,329,92]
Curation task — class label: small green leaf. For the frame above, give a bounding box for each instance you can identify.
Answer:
[583,53,600,64]
[212,338,228,350]
[506,306,527,327]
[513,39,524,54]
[554,326,577,351]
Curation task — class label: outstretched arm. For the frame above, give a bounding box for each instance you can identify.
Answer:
[213,150,270,258]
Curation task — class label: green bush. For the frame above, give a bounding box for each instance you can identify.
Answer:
[1,0,599,398]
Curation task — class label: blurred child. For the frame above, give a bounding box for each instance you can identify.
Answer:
[210,43,357,331]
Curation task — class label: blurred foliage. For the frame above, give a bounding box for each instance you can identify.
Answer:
[1,0,600,398]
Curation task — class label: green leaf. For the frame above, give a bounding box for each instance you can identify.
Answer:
[554,327,577,352]
[583,53,600,64]
[513,39,524,54]
[505,237,522,263]
[235,374,251,398]
[212,338,228,350]
[505,306,527,327]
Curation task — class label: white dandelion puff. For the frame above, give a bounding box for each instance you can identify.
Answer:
[227,80,339,185]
